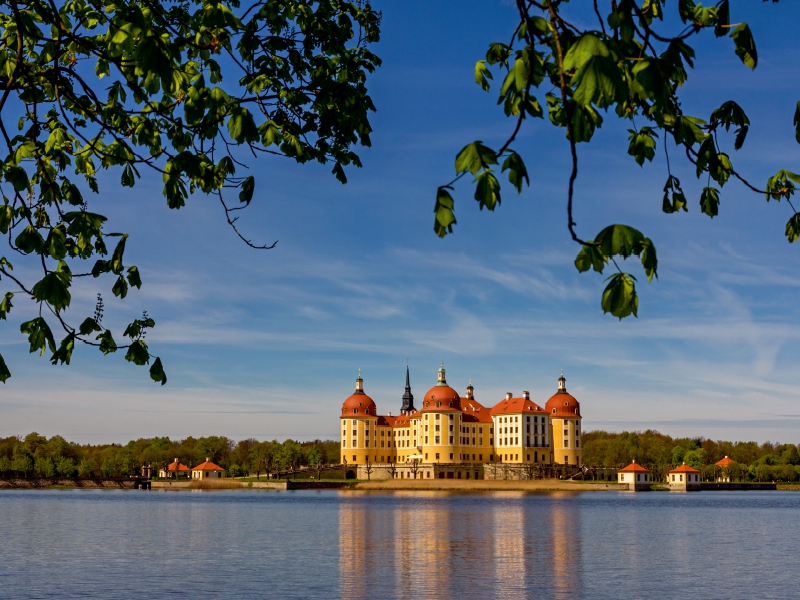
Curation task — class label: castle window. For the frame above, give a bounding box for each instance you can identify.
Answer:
[449,401,453,408]
[436,402,441,408]
[435,453,440,460]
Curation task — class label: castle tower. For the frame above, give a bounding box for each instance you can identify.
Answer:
[340,370,378,469]
[400,365,415,415]
[545,371,582,466]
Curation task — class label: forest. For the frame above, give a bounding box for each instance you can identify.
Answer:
[0,433,340,479]
[2,430,800,482]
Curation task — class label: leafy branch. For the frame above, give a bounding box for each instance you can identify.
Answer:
[434,0,793,320]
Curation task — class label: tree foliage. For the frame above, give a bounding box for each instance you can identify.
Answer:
[0,432,340,477]
[0,0,381,383]
[435,0,796,320]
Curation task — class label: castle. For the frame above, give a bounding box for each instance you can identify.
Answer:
[339,364,583,479]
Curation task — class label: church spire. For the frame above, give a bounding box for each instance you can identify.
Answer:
[401,364,415,414]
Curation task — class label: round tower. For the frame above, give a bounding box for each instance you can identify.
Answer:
[545,371,582,466]
[340,370,378,468]
[420,363,463,464]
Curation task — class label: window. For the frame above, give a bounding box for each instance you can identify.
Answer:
[352,455,357,462]
[526,416,530,423]
[435,436,440,444]
[479,427,483,434]
[435,453,440,460]
[435,424,440,432]
[449,453,453,460]
[342,440,346,448]
[352,430,357,436]
[576,440,580,448]
[425,436,428,444]
[449,414,454,421]
[490,438,493,445]
[564,429,569,436]
[490,427,493,434]
[489,454,493,461]
[449,436,454,444]
[435,414,440,421]
[564,440,569,448]
[381,441,384,448]
[425,453,428,459]
[449,424,453,432]
[425,424,428,431]
[527,454,530,461]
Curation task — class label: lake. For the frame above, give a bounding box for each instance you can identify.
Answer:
[0,489,797,599]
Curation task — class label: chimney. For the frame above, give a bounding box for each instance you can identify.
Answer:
[389,412,392,417]
[522,391,530,400]
[174,457,178,464]
[505,392,512,400]
[206,457,210,462]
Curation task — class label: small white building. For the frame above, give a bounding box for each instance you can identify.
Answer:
[617,460,652,491]
[192,458,225,479]
[158,458,191,479]
[668,463,702,491]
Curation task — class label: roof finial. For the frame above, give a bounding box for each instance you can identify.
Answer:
[561,368,564,378]
[355,369,364,393]
[436,361,447,386]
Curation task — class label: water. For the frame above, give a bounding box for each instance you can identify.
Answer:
[0,489,797,599]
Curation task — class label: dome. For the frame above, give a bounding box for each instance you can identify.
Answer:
[421,385,462,411]
[545,392,580,417]
[545,373,581,417]
[340,370,377,417]
[341,393,377,417]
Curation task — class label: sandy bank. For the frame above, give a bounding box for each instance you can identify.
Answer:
[349,479,627,492]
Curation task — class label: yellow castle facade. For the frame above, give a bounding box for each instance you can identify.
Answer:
[339,364,583,477]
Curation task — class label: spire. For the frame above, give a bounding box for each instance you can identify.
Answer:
[557,370,567,393]
[355,369,364,394]
[401,365,415,414]
[436,361,447,386]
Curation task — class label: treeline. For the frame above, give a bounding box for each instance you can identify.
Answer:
[0,433,341,478]
[584,430,800,482]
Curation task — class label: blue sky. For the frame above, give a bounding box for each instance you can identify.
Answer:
[3,1,800,444]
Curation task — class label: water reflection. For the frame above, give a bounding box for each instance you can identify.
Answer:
[338,491,584,599]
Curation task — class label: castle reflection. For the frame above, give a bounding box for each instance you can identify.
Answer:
[338,491,583,599]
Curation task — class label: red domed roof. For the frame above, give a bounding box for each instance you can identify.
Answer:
[341,392,377,418]
[545,391,581,417]
[421,385,462,411]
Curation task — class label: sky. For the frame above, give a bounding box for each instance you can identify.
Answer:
[2,1,800,445]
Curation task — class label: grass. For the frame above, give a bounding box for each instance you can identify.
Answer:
[187,479,247,490]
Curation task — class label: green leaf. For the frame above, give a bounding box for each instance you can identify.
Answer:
[594,224,645,258]
[501,152,529,193]
[227,106,259,144]
[794,101,800,145]
[125,340,150,366]
[20,317,56,356]
[455,142,497,175]
[112,274,128,299]
[239,176,255,205]
[475,60,493,91]
[50,332,76,366]
[0,204,12,234]
[15,225,45,254]
[663,175,688,213]
[4,165,30,192]
[78,317,102,335]
[96,330,117,355]
[700,186,720,218]
[126,266,142,289]
[601,273,638,319]
[765,170,800,201]
[564,34,625,108]
[574,243,606,274]
[473,170,501,211]
[627,127,657,166]
[714,0,730,37]
[786,213,800,243]
[31,261,72,310]
[639,238,658,282]
[433,187,457,238]
[0,292,13,320]
[730,23,757,70]
[149,357,167,385]
[0,352,9,383]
